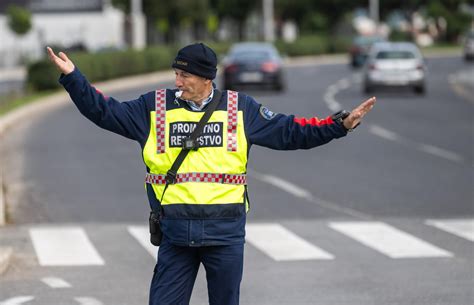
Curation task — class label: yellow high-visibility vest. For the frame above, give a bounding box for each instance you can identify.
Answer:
[143,90,249,218]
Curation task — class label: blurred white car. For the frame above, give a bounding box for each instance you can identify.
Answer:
[362,42,426,94]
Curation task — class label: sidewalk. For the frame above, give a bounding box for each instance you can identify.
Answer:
[0,66,26,96]
[0,66,26,82]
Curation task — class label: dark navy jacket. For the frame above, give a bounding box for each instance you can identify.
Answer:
[60,68,347,246]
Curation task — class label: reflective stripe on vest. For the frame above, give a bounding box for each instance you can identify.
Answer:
[227,90,238,151]
[145,173,247,185]
[155,89,166,154]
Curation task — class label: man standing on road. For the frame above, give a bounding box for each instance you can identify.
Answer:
[47,43,375,305]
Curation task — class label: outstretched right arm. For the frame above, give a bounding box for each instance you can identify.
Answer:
[47,47,150,144]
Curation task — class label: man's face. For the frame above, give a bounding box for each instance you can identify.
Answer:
[174,69,211,101]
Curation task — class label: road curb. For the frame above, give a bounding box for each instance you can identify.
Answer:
[0,172,4,226]
[0,246,13,275]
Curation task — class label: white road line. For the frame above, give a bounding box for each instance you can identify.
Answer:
[245,223,334,261]
[250,171,312,199]
[324,74,468,164]
[329,221,453,258]
[369,124,464,163]
[418,144,464,163]
[29,227,104,266]
[0,296,34,305]
[41,277,72,288]
[127,225,158,259]
[368,124,400,141]
[324,83,342,112]
[336,78,350,89]
[74,297,104,305]
[426,219,474,242]
[248,169,371,219]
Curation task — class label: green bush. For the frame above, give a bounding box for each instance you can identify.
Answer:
[69,46,176,82]
[27,61,61,91]
[390,30,413,42]
[275,35,331,56]
[6,5,31,36]
[28,36,349,92]
[27,46,177,91]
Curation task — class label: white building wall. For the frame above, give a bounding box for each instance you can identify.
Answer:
[0,5,124,68]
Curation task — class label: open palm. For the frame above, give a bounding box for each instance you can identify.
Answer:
[46,47,75,75]
[344,97,376,130]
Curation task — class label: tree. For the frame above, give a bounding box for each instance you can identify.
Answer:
[213,0,256,40]
[426,1,472,42]
[275,0,364,34]
[112,0,211,43]
[6,5,32,36]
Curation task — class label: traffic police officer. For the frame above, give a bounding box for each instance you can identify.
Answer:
[47,43,375,305]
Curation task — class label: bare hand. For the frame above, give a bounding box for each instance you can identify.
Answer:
[343,97,376,130]
[46,46,75,75]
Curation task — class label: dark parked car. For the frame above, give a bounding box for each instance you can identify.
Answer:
[349,35,386,68]
[222,42,285,91]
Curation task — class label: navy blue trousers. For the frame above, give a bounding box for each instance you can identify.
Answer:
[149,241,244,305]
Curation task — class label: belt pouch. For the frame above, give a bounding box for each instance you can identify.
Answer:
[149,211,163,246]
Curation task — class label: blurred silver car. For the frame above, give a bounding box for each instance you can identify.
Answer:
[362,42,426,94]
[463,30,474,61]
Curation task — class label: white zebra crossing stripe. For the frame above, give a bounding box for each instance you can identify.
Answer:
[245,223,334,261]
[41,277,72,288]
[127,226,158,259]
[329,221,453,258]
[29,227,105,266]
[425,219,474,242]
[0,296,34,305]
[74,297,104,305]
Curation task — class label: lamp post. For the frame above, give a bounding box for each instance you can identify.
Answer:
[369,0,379,25]
[131,0,146,49]
[263,0,275,42]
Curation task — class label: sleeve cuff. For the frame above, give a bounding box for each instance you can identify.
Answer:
[59,67,81,86]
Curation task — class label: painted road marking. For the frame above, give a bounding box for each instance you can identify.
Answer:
[369,124,464,163]
[245,223,334,261]
[41,277,72,288]
[29,227,104,266]
[0,296,34,305]
[324,75,467,164]
[418,143,464,163]
[426,219,474,242]
[74,297,104,305]
[368,124,401,141]
[127,225,158,259]
[329,221,453,258]
[250,171,312,199]
[248,169,371,219]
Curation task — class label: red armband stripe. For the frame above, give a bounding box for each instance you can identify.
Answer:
[93,86,109,100]
[294,116,334,127]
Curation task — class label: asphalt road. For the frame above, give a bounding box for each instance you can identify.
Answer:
[1,56,473,305]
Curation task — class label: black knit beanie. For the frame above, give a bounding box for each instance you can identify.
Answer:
[172,43,218,80]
